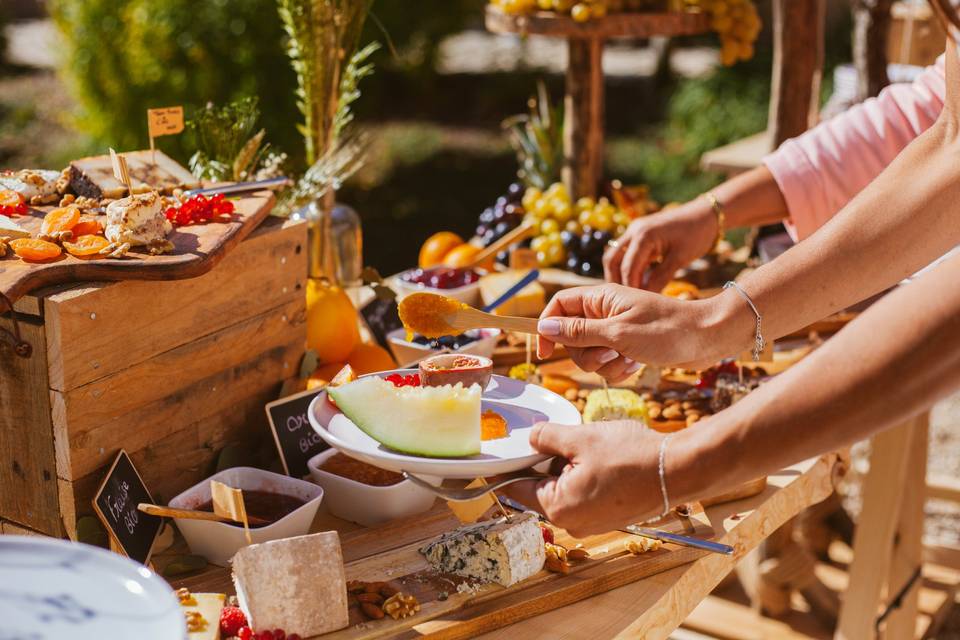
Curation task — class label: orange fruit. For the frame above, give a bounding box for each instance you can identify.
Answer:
[306,279,360,364]
[63,235,110,257]
[307,361,348,390]
[72,216,103,237]
[10,238,62,262]
[345,342,397,375]
[0,189,24,207]
[442,242,495,270]
[661,280,700,300]
[419,231,464,268]
[40,206,81,235]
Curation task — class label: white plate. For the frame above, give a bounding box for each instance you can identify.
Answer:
[308,370,582,479]
[0,536,186,640]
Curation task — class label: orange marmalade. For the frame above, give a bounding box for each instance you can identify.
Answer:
[397,292,465,339]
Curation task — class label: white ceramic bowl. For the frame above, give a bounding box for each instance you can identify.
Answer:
[307,448,438,526]
[168,467,323,567]
[387,327,500,367]
[394,269,482,307]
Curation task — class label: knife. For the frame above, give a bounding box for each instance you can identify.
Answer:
[621,524,733,555]
[499,497,733,556]
[183,177,291,198]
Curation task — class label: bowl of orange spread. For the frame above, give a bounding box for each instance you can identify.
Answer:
[418,353,493,389]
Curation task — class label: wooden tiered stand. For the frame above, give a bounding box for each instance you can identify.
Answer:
[485,7,710,199]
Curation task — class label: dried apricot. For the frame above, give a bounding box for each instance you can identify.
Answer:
[63,235,110,257]
[10,238,62,262]
[0,189,25,207]
[40,206,81,235]
[71,216,103,237]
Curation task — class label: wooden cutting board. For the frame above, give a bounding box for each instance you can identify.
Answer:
[167,503,719,640]
[0,191,275,306]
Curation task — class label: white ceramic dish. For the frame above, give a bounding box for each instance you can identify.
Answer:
[387,327,500,367]
[308,370,582,479]
[394,270,482,307]
[307,448,438,526]
[168,467,323,567]
[0,536,185,640]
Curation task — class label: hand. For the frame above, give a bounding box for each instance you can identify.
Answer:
[503,421,666,537]
[603,201,717,290]
[537,283,738,377]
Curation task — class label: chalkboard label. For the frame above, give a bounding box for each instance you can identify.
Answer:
[92,450,163,565]
[360,297,402,352]
[265,387,329,478]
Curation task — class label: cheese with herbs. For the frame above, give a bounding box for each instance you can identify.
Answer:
[420,512,545,586]
[180,592,225,640]
[232,532,349,637]
[104,191,172,247]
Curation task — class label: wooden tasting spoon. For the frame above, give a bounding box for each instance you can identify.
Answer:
[138,503,271,526]
[398,292,539,337]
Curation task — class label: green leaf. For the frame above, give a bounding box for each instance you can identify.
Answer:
[299,349,319,379]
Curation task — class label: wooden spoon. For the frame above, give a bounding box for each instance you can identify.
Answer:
[398,292,539,336]
[466,223,535,269]
[137,503,270,526]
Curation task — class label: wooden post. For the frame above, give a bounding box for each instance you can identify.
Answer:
[563,37,605,200]
[835,414,928,640]
[768,0,826,145]
[853,0,894,100]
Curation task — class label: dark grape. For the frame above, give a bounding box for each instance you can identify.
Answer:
[503,203,521,216]
[592,230,612,246]
[579,260,603,278]
[492,207,507,222]
[566,255,581,271]
[476,224,489,237]
[479,208,496,224]
[493,221,512,237]
[495,196,508,209]
[579,232,601,255]
[497,250,510,266]
[507,182,524,200]
[560,230,578,251]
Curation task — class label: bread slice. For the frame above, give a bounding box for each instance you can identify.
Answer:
[231,532,349,637]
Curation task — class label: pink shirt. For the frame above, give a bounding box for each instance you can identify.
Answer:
[763,56,946,240]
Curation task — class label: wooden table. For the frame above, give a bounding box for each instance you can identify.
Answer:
[162,453,841,640]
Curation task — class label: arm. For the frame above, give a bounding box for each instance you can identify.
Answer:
[606,56,947,289]
[510,250,960,536]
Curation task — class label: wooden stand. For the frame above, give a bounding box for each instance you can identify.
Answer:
[486,7,710,199]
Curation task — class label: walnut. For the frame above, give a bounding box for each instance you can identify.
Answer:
[624,538,662,555]
[147,239,175,256]
[38,230,73,244]
[382,592,420,620]
[59,194,76,207]
[184,610,206,632]
[99,241,131,259]
[73,196,101,210]
[545,543,570,574]
[56,168,71,194]
[175,588,196,606]
[29,193,58,206]
[0,236,10,259]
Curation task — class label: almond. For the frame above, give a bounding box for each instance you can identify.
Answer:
[357,592,384,604]
[567,548,590,561]
[365,581,388,594]
[361,602,385,620]
[380,584,400,598]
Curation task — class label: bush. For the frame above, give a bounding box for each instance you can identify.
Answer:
[49,0,482,165]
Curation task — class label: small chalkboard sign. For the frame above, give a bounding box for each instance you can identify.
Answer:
[360,296,403,352]
[265,387,329,478]
[92,450,163,565]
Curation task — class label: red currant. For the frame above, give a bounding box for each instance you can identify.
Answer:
[272,630,286,640]
[257,631,274,640]
[237,628,254,640]
[287,635,302,640]
[539,524,554,544]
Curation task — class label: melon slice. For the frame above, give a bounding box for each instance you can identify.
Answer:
[328,376,481,458]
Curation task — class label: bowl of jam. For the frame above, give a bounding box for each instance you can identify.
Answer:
[395,267,482,306]
[307,449,437,526]
[168,467,324,566]
[387,327,500,367]
[419,354,493,389]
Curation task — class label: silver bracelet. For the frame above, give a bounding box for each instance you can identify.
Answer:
[657,434,673,518]
[723,280,765,361]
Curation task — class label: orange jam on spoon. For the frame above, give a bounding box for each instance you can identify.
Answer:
[397,292,466,339]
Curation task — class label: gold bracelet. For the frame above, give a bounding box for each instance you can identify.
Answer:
[703,191,726,253]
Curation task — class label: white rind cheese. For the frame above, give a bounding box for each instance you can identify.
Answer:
[0,216,30,239]
[0,170,60,203]
[420,512,545,587]
[232,532,349,638]
[181,592,225,640]
[104,191,172,246]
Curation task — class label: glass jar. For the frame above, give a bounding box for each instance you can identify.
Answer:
[295,192,363,287]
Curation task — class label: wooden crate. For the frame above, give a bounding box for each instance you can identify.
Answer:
[0,217,307,539]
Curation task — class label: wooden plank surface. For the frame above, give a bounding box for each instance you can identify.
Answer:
[768,0,825,146]
[43,216,304,391]
[474,456,838,640]
[485,6,710,39]
[0,316,61,535]
[0,190,275,308]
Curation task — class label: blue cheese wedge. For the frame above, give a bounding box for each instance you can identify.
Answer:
[420,512,545,587]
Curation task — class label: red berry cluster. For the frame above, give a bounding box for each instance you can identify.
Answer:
[384,373,421,388]
[0,202,28,217]
[695,360,739,390]
[235,628,300,640]
[165,193,235,226]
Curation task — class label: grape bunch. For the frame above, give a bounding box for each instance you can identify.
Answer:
[475,182,526,249]
[523,182,633,278]
[690,0,761,65]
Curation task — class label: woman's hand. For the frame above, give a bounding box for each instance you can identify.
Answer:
[603,201,717,290]
[537,283,747,378]
[503,421,667,537]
